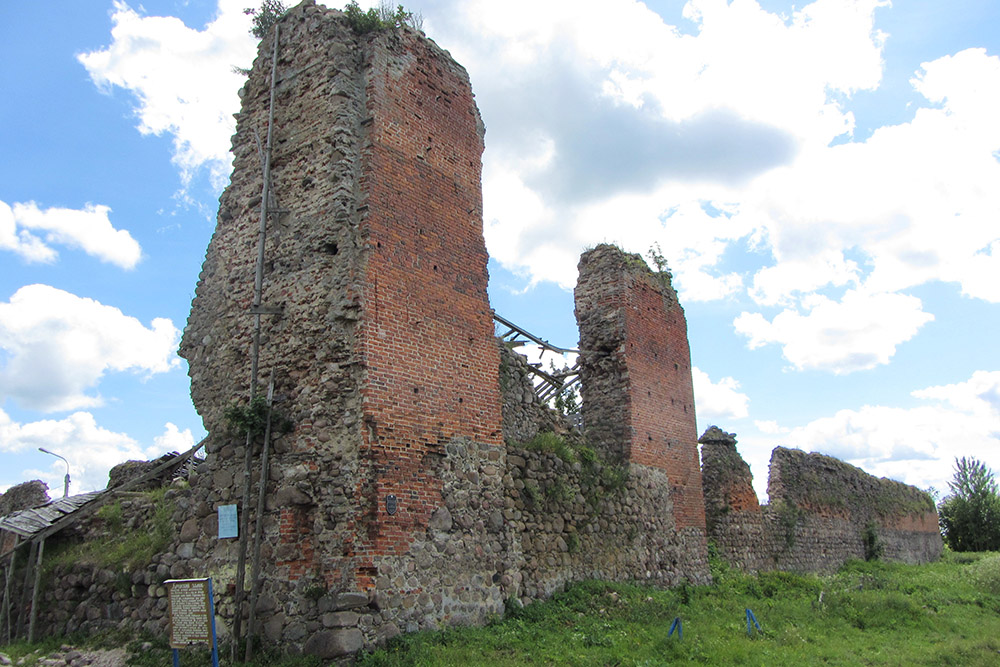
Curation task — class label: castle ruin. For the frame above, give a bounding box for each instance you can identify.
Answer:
[1,2,941,659]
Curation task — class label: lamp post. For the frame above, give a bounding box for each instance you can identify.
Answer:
[38,447,70,497]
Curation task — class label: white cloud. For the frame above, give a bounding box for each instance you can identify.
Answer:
[430,0,889,292]
[0,285,180,412]
[741,47,1000,306]
[1,408,190,493]
[734,289,934,374]
[154,421,197,452]
[693,366,749,429]
[1,200,142,269]
[774,370,1000,493]
[912,370,1000,419]
[754,420,788,435]
[427,1,1000,380]
[77,0,257,190]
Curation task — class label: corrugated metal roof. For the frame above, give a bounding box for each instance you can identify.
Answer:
[0,492,103,538]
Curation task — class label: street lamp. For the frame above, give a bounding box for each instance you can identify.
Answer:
[38,447,70,498]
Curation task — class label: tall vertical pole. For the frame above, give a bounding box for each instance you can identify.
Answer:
[15,540,37,638]
[1,549,16,644]
[245,372,276,662]
[27,538,44,643]
[232,23,280,661]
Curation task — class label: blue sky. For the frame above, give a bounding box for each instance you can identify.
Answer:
[1,0,998,502]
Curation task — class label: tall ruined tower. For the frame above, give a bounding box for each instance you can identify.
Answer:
[179,2,506,652]
[575,245,707,532]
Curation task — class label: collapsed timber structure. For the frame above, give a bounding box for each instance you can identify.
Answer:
[0,1,942,659]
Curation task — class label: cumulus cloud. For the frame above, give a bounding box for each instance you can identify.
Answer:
[692,367,749,429]
[77,0,257,190]
[0,200,141,268]
[734,289,934,373]
[422,0,888,290]
[776,370,1000,492]
[75,0,1000,379]
[754,420,788,435]
[429,1,1000,378]
[0,285,180,412]
[1,409,192,493]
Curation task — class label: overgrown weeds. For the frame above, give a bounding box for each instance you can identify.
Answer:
[357,555,1000,666]
[43,487,175,575]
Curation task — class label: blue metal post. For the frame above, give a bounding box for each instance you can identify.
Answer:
[208,578,220,667]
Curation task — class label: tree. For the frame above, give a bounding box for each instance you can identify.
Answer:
[245,0,288,39]
[938,456,1000,552]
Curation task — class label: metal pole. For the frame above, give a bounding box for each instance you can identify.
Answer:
[233,24,280,661]
[38,448,70,497]
[27,538,44,643]
[245,373,276,662]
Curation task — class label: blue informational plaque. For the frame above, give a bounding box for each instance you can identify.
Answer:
[218,504,238,539]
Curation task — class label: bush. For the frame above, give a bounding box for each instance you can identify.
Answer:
[969,554,1000,595]
[344,1,421,34]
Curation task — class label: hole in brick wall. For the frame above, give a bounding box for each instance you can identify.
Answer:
[683,405,687,413]
[433,265,438,271]
[458,397,463,403]
[321,242,339,255]
[413,387,420,393]
[377,241,382,248]
[674,362,680,371]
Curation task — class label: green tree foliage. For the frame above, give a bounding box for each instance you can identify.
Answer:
[245,0,288,39]
[938,456,1000,551]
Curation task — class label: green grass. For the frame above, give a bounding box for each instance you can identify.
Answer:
[7,552,1000,665]
[43,488,175,574]
[358,552,1000,666]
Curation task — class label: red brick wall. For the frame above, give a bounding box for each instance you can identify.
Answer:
[576,246,705,530]
[351,30,502,586]
[622,271,705,529]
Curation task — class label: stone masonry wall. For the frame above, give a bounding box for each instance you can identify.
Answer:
[698,427,758,534]
[575,245,706,531]
[701,432,943,574]
[173,2,507,657]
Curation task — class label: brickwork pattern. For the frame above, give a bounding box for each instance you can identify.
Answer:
[575,245,706,530]
[353,24,502,582]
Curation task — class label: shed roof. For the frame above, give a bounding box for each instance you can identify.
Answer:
[0,492,103,538]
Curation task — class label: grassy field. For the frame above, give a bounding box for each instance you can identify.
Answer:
[359,551,1000,666]
[3,551,999,666]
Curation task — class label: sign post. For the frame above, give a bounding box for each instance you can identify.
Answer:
[165,578,219,667]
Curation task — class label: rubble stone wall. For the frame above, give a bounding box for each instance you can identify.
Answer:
[173,1,507,656]
[701,432,943,574]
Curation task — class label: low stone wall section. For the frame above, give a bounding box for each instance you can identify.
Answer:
[503,447,711,601]
[702,431,942,574]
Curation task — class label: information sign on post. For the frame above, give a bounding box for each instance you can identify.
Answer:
[165,578,220,667]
